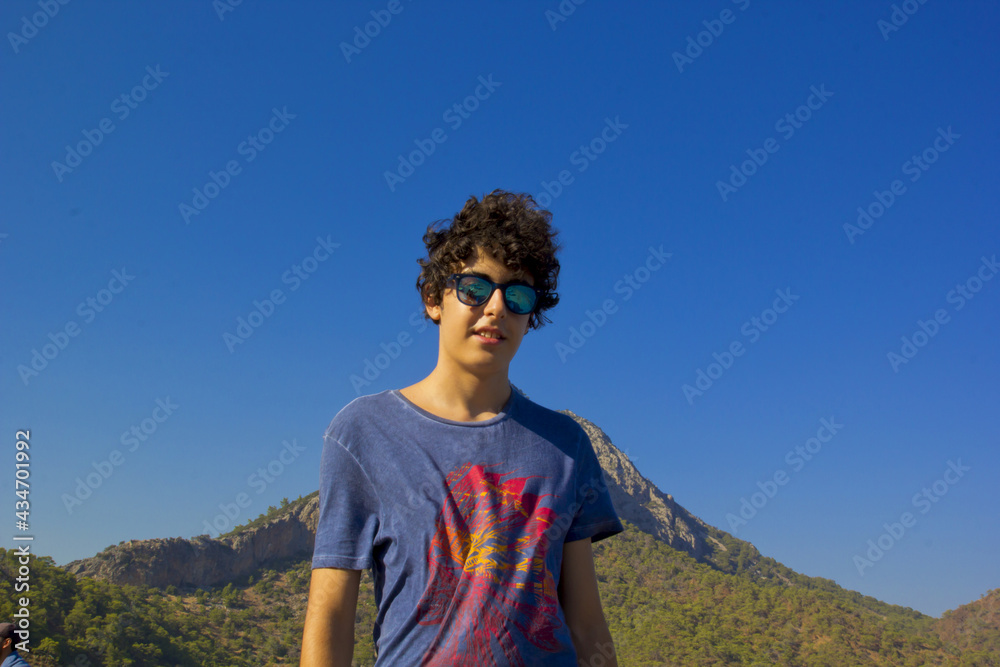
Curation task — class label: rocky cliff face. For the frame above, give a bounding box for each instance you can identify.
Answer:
[561,410,725,562]
[65,495,320,588]
[66,404,729,588]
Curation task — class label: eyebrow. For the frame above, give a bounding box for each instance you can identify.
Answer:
[459,270,532,285]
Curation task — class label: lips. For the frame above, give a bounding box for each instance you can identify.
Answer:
[473,327,505,340]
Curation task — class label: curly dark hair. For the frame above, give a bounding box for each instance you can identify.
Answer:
[415,190,561,330]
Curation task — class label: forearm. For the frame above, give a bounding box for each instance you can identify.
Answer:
[300,608,354,666]
[300,568,360,666]
[570,622,618,666]
[559,539,619,666]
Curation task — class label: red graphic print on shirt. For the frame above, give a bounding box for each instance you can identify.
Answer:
[416,462,568,666]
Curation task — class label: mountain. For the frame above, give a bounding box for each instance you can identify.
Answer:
[65,496,318,589]
[6,528,999,665]
[934,589,1000,659]
[65,407,771,589]
[12,402,997,665]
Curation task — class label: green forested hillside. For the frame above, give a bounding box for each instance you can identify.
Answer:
[3,521,997,666]
[592,527,995,666]
[0,548,309,666]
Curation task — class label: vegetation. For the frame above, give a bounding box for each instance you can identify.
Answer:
[3,518,997,666]
[592,526,977,666]
[212,491,318,539]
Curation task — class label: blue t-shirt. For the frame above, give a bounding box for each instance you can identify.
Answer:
[1,651,31,667]
[312,383,623,665]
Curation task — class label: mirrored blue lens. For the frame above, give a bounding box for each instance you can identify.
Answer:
[454,276,536,314]
[503,285,536,314]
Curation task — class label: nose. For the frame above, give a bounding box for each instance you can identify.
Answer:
[483,286,508,318]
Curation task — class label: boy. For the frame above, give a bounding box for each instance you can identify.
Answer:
[301,190,623,666]
[0,623,30,667]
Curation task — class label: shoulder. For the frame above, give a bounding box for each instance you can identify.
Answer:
[323,390,396,442]
[513,390,588,445]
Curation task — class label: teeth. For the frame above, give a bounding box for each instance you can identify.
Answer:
[478,332,500,339]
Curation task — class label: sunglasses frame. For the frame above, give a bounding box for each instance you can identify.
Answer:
[446,273,540,315]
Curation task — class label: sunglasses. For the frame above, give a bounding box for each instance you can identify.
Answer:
[446,273,540,315]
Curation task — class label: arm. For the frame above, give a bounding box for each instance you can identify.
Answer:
[558,538,619,666]
[300,567,361,666]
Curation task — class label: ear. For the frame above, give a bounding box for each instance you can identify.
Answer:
[424,291,442,323]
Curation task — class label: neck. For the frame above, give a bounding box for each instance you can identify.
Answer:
[418,368,512,421]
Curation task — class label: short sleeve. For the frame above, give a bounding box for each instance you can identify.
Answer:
[565,428,624,544]
[311,434,381,570]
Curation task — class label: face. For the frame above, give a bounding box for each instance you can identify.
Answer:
[425,247,534,378]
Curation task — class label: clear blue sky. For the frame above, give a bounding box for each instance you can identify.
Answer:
[2,0,997,618]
